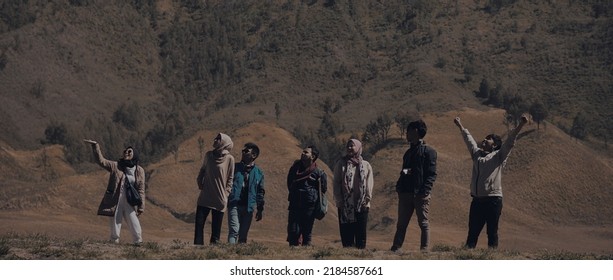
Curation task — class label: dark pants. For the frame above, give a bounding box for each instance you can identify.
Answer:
[338,207,369,249]
[465,196,503,249]
[287,206,315,246]
[194,205,224,245]
[392,192,431,250]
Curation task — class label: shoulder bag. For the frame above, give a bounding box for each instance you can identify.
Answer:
[314,175,327,220]
[125,177,142,207]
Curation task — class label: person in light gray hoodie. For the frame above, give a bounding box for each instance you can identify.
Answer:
[454,113,529,249]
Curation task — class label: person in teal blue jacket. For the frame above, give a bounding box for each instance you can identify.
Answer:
[227,142,265,244]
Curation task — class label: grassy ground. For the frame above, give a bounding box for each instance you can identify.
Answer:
[1,232,611,260]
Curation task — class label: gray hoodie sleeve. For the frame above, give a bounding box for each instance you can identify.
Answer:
[461,128,481,160]
[497,124,522,162]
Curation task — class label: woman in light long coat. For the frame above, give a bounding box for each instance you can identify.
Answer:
[84,139,146,245]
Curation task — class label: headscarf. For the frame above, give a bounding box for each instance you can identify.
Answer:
[211,133,233,163]
[118,146,139,170]
[342,139,363,194]
[344,139,363,166]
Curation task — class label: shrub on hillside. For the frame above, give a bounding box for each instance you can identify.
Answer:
[503,94,529,126]
[476,78,490,99]
[0,52,7,71]
[484,0,517,14]
[0,0,37,30]
[394,110,420,139]
[42,122,68,145]
[570,112,590,140]
[529,101,548,130]
[362,114,392,150]
[486,83,503,107]
[68,0,92,6]
[112,102,141,130]
[29,80,45,99]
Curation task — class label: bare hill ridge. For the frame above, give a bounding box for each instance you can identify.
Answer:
[1,109,612,253]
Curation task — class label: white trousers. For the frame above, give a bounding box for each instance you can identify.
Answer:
[109,185,142,243]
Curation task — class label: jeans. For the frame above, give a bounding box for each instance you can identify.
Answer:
[194,205,224,245]
[465,196,503,249]
[392,192,431,250]
[227,205,254,244]
[338,207,369,249]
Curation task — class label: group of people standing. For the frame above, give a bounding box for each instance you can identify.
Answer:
[84,114,529,251]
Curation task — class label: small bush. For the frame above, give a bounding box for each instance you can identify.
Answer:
[42,122,68,145]
[536,249,595,260]
[205,249,226,259]
[143,241,162,253]
[171,239,187,250]
[123,247,148,259]
[233,242,269,256]
[0,239,10,257]
[1,0,37,30]
[112,102,141,130]
[0,52,7,70]
[63,239,85,249]
[29,80,45,98]
[434,57,446,68]
[312,247,334,259]
[347,248,373,259]
[454,248,494,260]
[431,243,456,253]
[69,0,92,6]
[174,250,206,260]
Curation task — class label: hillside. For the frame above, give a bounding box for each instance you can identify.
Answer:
[1,109,612,256]
[0,0,611,164]
[0,0,612,259]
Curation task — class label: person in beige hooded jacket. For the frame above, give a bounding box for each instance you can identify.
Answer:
[194,133,235,245]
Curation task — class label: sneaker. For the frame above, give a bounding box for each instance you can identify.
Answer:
[390,245,399,252]
[110,239,120,244]
[133,241,143,247]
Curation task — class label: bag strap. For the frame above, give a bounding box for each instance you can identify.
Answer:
[124,175,135,189]
[318,175,324,207]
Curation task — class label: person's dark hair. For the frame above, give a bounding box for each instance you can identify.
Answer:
[307,145,319,161]
[486,134,502,151]
[407,120,428,138]
[244,142,260,158]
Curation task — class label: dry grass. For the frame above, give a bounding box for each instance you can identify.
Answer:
[2,232,610,260]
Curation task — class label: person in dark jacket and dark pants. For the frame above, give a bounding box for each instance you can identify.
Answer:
[391,120,437,252]
[286,145,327,246]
